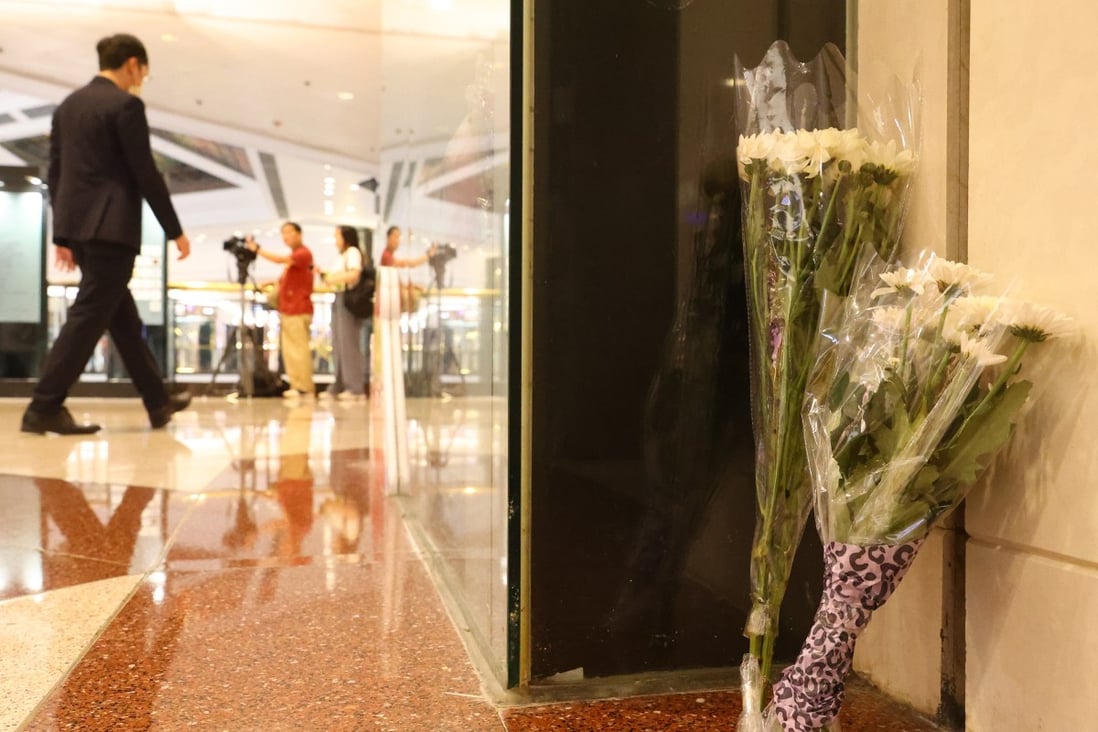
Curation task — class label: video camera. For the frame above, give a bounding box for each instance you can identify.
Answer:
[427,242,458,283]
[223,235,257,266]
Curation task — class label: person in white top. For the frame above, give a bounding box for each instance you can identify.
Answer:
[318,225,370,400]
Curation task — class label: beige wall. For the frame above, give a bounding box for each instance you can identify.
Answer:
[966,0,1098,729]
[852,0,954,716]
[858,1,1098,729]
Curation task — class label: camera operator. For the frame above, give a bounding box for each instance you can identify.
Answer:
[246,222,315,400]
[380,226,435,267]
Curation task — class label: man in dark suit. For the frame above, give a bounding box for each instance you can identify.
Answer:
[21,33,193,435]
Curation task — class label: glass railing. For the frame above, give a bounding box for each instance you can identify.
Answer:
[44,282,504,393]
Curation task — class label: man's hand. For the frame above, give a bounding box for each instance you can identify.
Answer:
[174,234,191,260]
[54,245,75,272]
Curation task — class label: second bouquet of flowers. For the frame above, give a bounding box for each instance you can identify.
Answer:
[764,254,1074,731]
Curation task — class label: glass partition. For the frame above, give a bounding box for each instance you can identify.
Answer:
[0,167,47,381]
[379,0,512,684]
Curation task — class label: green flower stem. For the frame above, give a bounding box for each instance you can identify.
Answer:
[899,300,914,386]
[813,174,845,257]
[921,307,953,416]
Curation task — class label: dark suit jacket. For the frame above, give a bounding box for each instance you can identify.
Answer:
[48,76,183,251]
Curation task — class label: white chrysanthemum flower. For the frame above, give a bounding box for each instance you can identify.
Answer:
[737,131,778,177]
[947,295,1004,335]
[816,127,866,165]
[998,300,1076,342]
[796,129,831,177]
[959,332,1007,367]
[738,131,778,164]
[871,306,909,333]
[872,267,935,298]
[927,258,995,293]
[940,315,965,346]
[862,139,917,176]
[768,131,815,177]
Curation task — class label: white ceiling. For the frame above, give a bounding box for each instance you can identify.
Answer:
[0,0,510,280]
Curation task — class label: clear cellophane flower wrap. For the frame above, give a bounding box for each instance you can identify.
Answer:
[763,252,1075,731]
[732,41,921,729]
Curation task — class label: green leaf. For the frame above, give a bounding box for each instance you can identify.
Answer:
[828,369,851,411]
[935,380,1033,486]
[868,377,911,461]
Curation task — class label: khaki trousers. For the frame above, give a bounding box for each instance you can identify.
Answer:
[280,313,314,393]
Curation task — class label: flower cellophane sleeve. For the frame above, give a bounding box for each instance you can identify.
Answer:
[732,41,921,727]
[766,251,1071,730]
[803,251,1015,548]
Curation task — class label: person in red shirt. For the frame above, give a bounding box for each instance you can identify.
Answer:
[379,225,434,267]
[247,222,315,398]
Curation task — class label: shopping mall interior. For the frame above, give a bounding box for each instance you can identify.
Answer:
[3,1,1097,730]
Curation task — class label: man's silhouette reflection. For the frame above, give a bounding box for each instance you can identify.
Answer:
[37,478,157,585]
[602,81,756,672]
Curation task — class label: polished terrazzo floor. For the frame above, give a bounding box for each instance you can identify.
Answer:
[0,397,940,731]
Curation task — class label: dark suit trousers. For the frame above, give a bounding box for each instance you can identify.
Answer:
[30,243,169,415]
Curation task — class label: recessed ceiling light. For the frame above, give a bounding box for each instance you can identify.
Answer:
[161,34,177,43]
[337,92,354,101]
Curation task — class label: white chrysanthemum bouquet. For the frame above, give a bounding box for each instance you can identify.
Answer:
[760,254,1074,732]
[805,254,1074,546]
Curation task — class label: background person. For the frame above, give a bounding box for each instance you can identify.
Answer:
[319,225,370,401]
[379,225,435,267]
[21,32,192,436]
[248,222,314,399]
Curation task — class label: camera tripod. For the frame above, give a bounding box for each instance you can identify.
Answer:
[406,261,466,398]
[207,257,259,398]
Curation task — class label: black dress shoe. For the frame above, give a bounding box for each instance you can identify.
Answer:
[21,407,101,435]
[149,390,193,429]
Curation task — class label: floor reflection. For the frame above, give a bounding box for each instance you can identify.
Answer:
[0,473,172,601]
[402,396,509,666]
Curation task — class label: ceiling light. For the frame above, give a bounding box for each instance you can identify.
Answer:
[25,175,41,185]
[337,92,354,101]
[161,33,178,43]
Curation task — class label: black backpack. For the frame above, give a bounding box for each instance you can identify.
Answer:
[343,264,376,318]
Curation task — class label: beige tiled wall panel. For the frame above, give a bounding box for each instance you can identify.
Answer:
[966,0,1098,563]
[853,531,944,714]
[967,542,1098,730]
[967,3,1098,728]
